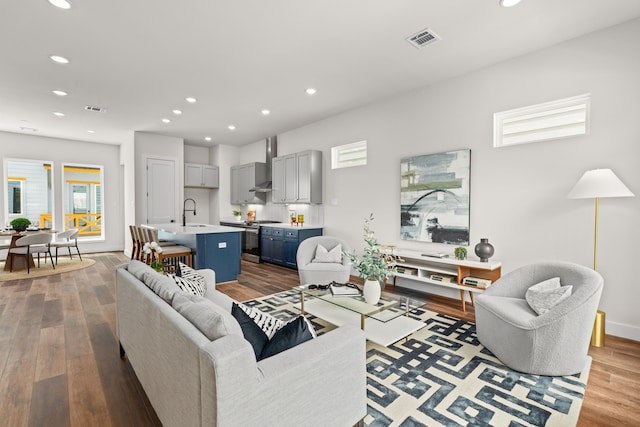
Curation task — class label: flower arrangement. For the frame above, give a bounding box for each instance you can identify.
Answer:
[345,213,401,283]
[143,241,165,272]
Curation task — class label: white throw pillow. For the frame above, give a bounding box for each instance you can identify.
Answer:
[312,243,342,263]
[525,277,573,315]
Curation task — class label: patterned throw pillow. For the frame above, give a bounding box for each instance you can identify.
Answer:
[168,263,206,296]
[231,302,316,360]
[525,277,573,315]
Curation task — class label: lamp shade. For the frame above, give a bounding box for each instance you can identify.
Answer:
[568,168,634,199]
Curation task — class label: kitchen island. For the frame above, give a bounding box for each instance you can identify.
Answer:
[147,224,242,283]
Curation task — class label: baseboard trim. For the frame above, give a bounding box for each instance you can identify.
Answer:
[607,320,640,342]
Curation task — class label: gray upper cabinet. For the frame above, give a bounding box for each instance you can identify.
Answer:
[272,150,322,204]
[230,162,266,204]
[185,163,219,188]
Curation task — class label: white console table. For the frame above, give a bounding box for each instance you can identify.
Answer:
[389,249,502,312]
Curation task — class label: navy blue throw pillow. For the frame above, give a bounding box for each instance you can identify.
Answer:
[259,316,314,360]
[231,303,268,359]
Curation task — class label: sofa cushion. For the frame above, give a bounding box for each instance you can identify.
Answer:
[312,243,342,263]
[173,293,242,340]
[143,270,179,304]
[128,259,152,281]
[525,277,573,315]
[260,315,315,359]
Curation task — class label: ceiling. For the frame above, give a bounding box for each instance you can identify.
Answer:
[1,1,639,147]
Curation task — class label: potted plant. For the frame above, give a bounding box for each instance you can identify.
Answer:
[10,217,31,232]
[454,246,467,260]
[345,213,400,304]
[232,208,242,221]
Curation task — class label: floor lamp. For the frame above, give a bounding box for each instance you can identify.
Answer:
[568,168,634,347]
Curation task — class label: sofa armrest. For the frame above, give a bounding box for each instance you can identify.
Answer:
[196,268,216,288]
[200,325,367,427]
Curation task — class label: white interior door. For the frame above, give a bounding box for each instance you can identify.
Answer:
[147,158,176,224]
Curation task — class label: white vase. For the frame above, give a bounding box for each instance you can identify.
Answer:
[363,279,381,305]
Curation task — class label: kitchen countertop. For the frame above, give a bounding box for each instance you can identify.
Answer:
[146,223,243,235]
[259,223,323,230]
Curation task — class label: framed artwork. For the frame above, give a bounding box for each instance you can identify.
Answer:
[400,149,470,245]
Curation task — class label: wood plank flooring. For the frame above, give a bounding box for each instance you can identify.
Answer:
[0,252,638,426]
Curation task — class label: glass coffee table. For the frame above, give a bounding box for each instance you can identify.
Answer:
[294,284,425,346]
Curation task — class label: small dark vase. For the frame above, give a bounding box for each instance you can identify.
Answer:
[13,226,28,232]
[474,238,494,262]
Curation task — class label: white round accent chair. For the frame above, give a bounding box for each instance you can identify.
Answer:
[296,236,352,285]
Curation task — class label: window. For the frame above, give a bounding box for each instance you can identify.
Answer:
[4,159,53,228]
[7,179,24,214]
[331,140,367,169]
[63,164,104,240]
[493,94,590,148]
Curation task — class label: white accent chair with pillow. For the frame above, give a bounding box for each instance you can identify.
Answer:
[475,261,603,376]
[297,236,352,285]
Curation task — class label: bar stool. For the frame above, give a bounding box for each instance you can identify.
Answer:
[142,227,192,274]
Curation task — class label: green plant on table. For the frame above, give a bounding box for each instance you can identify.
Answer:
[10,217,31,229]
[344,213,400,283]
[454,247,467,260]
[232,208,242,217]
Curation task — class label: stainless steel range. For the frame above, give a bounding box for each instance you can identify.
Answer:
[219,220,281,263]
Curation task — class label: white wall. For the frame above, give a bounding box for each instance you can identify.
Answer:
[0,131,124,253]
[274,19,640,340]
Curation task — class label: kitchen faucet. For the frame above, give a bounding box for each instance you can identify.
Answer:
[183,198,196,226]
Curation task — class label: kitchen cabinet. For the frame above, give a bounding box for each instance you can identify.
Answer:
[272,150,322,204]
[260,226,322,269]
[230,162,266,205]
[185,163,219,188]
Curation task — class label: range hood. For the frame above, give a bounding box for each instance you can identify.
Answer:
[249,136,277,192]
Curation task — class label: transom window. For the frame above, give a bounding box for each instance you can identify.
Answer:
[331,140,367,169]
[494,94,590,148]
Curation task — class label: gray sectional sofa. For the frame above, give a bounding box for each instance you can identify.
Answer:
[116,261,367,427]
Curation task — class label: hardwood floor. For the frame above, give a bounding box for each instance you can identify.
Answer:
[0,252,638,426]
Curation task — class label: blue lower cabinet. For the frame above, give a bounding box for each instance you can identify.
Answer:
[195,232,241,282]
[260,227,322,269]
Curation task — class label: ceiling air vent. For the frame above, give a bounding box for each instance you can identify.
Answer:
[406,28,441,49]
[85,105,106,113]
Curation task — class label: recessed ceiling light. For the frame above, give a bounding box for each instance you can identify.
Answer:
[48,0,72,9]
[52,89,68,96]
[305,88,317,95]
[87,130,95,134]
[186,97,197,103]
[228,125,236,131]
[500,0,521,7]
[172,109,182,115]
[162,118,171,123]
[53,112,65,117]
[261,109,271,116]
[205,136,212,141]
[50,55,69,64]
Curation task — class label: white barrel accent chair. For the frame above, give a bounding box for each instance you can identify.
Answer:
[296,236,352,285]
[50,228,82,265]
[475,261,603,376]
[8,232,55,273]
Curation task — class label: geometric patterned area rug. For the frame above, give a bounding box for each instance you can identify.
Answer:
[244,290,590,427]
